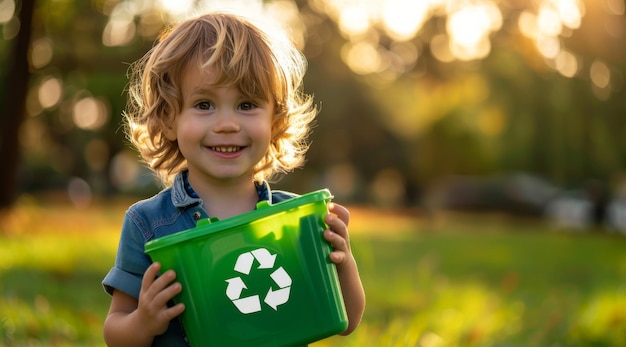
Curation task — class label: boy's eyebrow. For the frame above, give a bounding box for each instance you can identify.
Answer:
[186,85,227,99]
[189,86,214,96]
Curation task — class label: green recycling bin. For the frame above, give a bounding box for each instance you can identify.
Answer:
[144,189,348,347]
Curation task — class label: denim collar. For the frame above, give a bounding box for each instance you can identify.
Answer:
[170,171,272,208]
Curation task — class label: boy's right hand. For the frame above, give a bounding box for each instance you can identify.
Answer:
[137,262,186,336]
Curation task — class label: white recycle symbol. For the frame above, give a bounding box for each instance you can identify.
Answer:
[225,248,292,314]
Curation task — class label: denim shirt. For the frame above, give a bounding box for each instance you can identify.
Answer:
[102,171,297,346]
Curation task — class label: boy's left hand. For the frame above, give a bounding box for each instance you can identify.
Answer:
[324,202,352,266]
[323,202,366,335]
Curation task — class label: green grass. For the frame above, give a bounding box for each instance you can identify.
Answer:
[1,200,625,347]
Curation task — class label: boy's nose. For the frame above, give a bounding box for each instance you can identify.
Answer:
[212,110,240,133]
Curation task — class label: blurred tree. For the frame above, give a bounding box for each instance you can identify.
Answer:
[0,0,35,209]
[300,0,626,196]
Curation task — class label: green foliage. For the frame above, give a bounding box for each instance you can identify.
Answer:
[1,203,625,346]
[0,234,117,346]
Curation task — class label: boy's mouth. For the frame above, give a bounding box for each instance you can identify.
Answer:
[210,146,242,153]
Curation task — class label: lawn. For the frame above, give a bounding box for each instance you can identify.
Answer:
[1,196,625,346]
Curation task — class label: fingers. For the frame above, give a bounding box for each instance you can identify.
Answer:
[325,206,350,243]
[141,263,181,306]
[328,202,350,226]
[141,261,162,291]
[325,203,352,266]
[138,262,185,333]
[329,250,346,264]
[325,229,349,265]
[325,229,347,251]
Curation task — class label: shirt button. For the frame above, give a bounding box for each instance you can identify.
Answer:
[193,211,202,221]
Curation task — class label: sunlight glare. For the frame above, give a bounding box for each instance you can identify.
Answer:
[1,15,18,39]
[102,2,137,46]
[38,77,63,109]
[197,0,265,19]
[451,37,491,61]
[382,0,430,41]
[518,11,538,38]
[590,60,611,89]
[554,50,578,78]
[72,97,109,131]
[447,3,501,60]
[390,41,418,66]
[537,5,563,37]
[138,12,164,38]
[536,35,560,58]
[342,41,383,75]
[556,0,583,29]
[31,38,54,69]
[157,0,193,17]
[0,0,15,23]
[448,6,482,47]
[338,6,370,38]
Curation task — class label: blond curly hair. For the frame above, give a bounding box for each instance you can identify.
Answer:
[123,12,316,186]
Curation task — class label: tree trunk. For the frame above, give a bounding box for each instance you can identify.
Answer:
[0,0,36,210]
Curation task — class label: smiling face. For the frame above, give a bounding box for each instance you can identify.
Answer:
[165,65,274,186]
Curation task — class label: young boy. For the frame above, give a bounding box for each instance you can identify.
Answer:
[102,11,365,347]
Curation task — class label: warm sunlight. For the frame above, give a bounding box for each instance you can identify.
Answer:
[381,0,430,42]
[341,41,382,75]
[30,38,54,69]
[554,49,579,78]
[72,96,109,131]
[102,1,136,47]
[314,0,595,76]
[37,77,63,109]
[0,0,14,23]
[446,2,501,61]
[96,0,618,92]
[103,0,301,49]
[338,6,370,39]
[157,0,194,17]
[590,60,611,89]
[518,0,585,61]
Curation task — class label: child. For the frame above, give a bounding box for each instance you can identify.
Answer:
[102,11,365,347]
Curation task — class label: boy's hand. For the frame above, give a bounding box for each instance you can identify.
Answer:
[323,202,366,335]
[324,202,352,266]
[137,262,185,336]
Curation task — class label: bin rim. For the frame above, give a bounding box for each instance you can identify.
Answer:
[144,188,332,254]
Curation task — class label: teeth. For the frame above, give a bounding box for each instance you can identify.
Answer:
[212,146,240,153]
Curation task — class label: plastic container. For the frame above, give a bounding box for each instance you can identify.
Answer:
[144,189,348,347]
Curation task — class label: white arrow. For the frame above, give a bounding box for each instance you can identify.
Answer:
[264,287,290,310]
[225,277,247,300]
[233,295,262,314]
[270,267,292,288]
[234,252,254,275]
[251,248,276,269]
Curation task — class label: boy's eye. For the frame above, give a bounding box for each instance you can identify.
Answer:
[238,102,257,111]
[195,101,214,110]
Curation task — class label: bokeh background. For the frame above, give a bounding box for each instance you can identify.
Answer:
[1,0,625,346]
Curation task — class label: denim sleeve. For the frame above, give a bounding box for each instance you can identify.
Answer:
[102,210,152,299]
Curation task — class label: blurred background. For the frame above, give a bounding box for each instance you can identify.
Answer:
[1,0,626,224]
[1,0,625,346]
